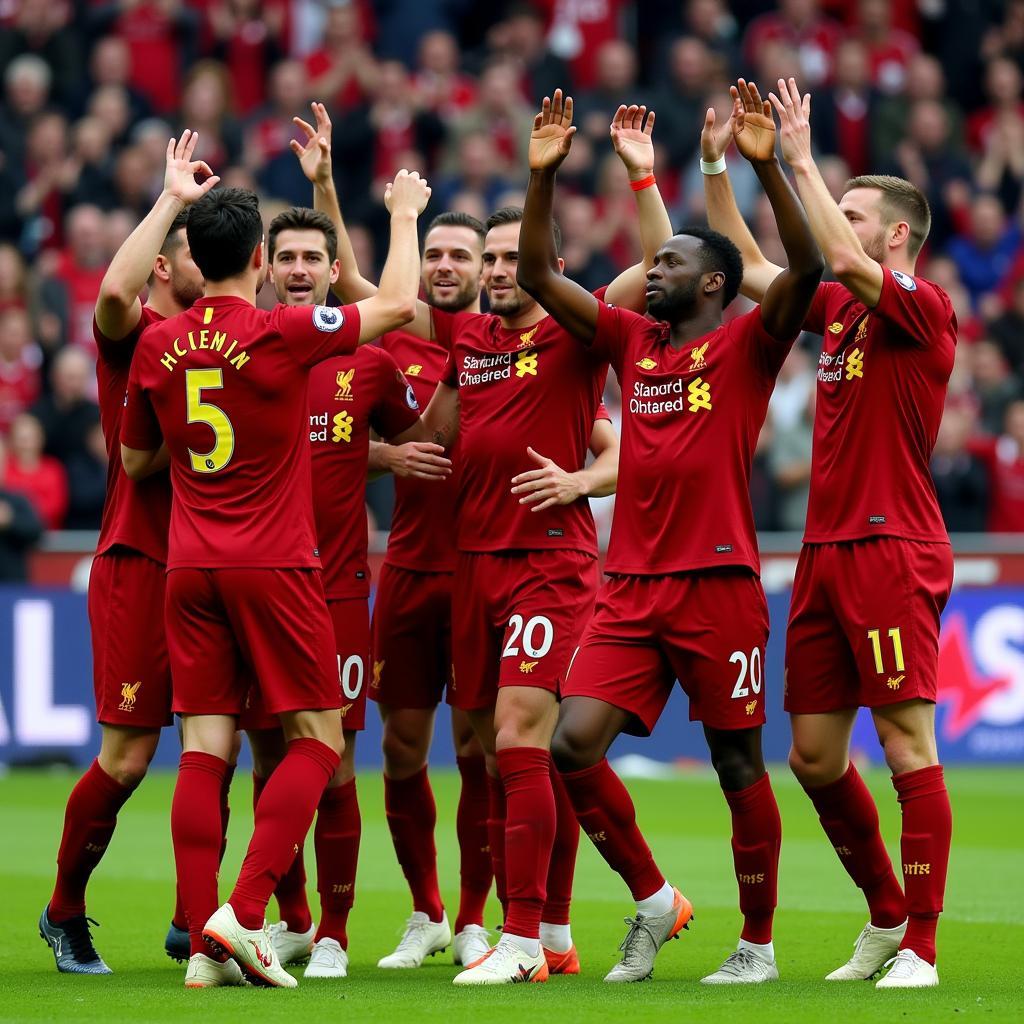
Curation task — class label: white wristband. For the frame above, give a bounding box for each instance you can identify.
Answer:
[700,156,727,175]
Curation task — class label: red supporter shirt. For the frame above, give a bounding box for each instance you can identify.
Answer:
[969,435,1024,532]
[94,307,172,564]
[593,303,793,576]
[437,308,607,555]
[56,255,107,353]
[308,345,420,599]
[121,296,360,571]
[0,356,41,433]
[803,270,956,544]
[379,329,458,574]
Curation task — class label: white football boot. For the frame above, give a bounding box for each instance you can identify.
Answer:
[876,949,939,989]
[826,920,907,981]
[377,911,451,968]
[304,937,349,979]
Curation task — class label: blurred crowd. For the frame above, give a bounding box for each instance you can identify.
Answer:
[1,0,1023,574]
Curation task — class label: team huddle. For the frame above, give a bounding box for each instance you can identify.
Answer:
[38,76,956,992]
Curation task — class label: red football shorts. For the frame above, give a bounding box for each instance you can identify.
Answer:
[563,570,770,735]
[241,596,369,732]
[450,549,598,711]
[88,547,172,728]
[784,538,953,714]
[370,562,453,709]
[166,567,341,717]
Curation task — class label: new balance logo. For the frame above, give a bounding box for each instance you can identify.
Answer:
[687,377,712,412]
[519,660,539,674]
[406,364,423,376]
[845,347,865,380]
[887,675,905,690]
[828,322,843,334]
[636,357,657,369]
[904,861,931,876]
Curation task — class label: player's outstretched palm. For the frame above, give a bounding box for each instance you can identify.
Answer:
[530,89,576,172]
[700,103,736,162]
[291,101,333,185]
[385,169,431,216]
[732,79,776,163]
[164,130,219,204]
[610,104,655,177]
[768,77,814,169]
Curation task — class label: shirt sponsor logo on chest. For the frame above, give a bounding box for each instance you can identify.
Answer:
[629,341,713,417]
[459,347,539,388]
[818,316,868,384]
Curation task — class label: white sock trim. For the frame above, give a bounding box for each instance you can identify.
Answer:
[539,922,572,952]
[500,932,541,957]
[635,880,674,918]
[738,938,775,963]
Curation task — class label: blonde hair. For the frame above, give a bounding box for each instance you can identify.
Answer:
[844,174,931,258]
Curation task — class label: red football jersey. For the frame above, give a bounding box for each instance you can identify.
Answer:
[121,296,360,570]
[309,344,420,599]
[593,303,793,575]
[437,309,607,555]
[378,329,458,574]
[803,270,956,544]
[94,307,172,564]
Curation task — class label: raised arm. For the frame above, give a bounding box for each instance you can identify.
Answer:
[421,381,460,450]
[701,91,783,303]
[352,171,430,342]
[731,80,824,338]
[95,131,219,339]
[604,105,674,312]
[293,103,438,340]
[517,90,600,341]
[769,77,884,307]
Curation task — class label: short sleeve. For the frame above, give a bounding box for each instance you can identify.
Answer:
[120,372,163,451]
[595,400,612,422]
[738,306,797,381]
[801,281,843,336]
[872,269,956,349]
[591,300,636,365]
[430,307,462,351]
[273,303,361,367]
[370,350,422,439]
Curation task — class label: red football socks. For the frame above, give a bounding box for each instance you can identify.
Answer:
[724,773,781,944]
[804,762,906,929]
[171,751,228,955]
[455,755,492,932]
[892,764,951,964]
[49,759,135,922]
[252,772,313,935]
[486,771,508,916]
[314,778,361,947]
[560,758,665,902]
[384,766,445,922]
[497,746,555,940]
[543,759,579,927]
[229,738,338,929]
[173,763,234,931]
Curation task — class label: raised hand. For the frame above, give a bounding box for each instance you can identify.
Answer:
[610,104,655,177]
[768,77,813,170]
[529,89,576,173]
[732,79,776,163]
[385,168,431,216]
[700,102,736,162]
[163,130,219,205]
[290,101,333,186]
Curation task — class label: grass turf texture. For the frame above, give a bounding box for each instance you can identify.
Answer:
[1,766,1020,1022]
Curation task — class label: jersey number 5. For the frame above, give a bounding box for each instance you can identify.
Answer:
[186,368,234,473]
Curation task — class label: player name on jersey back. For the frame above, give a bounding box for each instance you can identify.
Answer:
[121,296,361,570]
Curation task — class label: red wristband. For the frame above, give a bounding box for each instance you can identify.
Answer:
[629,173,656,192]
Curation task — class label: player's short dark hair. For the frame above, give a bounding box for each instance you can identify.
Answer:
[267,206,338,262]
[485,205,561,254]
[844,174,931,258]
[675,225,744,307]
[160,210,190,257]
[426,211,486,246]
[186,187,262,282]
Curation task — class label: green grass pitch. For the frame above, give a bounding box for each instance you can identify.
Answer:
[1,765,1021,1022]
